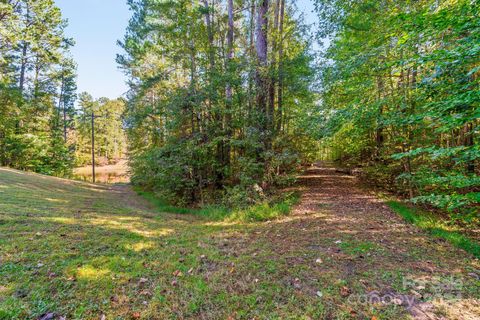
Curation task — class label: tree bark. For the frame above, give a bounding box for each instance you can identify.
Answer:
[276,0,285,132]
[375,76,384,159]
[203,0,215,74]
[19,41,28,94]
[465,122,475,173]
[268,0,280,134]
[255,0,269,135]
[224,0,234,168]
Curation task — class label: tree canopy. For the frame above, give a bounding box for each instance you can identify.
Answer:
[316,0,479,218]
[1,0,478,217]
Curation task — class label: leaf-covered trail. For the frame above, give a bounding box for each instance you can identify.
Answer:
[241,164,480,319]
[1,166,479,319]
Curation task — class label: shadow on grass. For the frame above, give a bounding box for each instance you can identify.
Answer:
[387,201,480,258]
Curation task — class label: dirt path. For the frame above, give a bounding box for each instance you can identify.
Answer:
[2,165,478,319]
[244,164,480,319]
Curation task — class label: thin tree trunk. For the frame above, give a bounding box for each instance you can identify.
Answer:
[19,3,29,95]
[465,122,475,173]
[375,76,384,160]
[248,0,256,112]
[19,41,28,94]
[224,0,234,168]
[268,0,280,134]
[203,0,215,75]
[226,0,234,104]
[255,0,269,133]
[57,76,66,142]
[276,0,285,132]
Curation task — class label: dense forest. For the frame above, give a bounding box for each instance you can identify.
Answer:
[1,0,478,215]
[118,0,318,206]
[0,0,126,175]
[317,0,479,220]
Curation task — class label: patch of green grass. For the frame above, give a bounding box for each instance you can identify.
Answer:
[135,188,194,215]
[339,240,377,256]
[138,188,300,222]
[226,193,300,222]
[387,201,480,258]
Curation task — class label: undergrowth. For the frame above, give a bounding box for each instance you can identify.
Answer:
[136,188,300,222]
[387,201,480,259]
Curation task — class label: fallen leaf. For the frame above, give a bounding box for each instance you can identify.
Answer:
[132,312,141,319]
[340,286,351,297]
[139,290,152,296]
[172,270,183,277]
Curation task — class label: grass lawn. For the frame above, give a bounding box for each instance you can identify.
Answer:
[0,168,312,319]
[0,167,479,319]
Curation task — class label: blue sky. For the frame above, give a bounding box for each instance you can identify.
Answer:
[55,0,317,100]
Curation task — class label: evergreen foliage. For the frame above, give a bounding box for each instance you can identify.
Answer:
[0,0,77,175]
[118,0,319,205]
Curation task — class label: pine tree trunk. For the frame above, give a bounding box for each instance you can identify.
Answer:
[224,0,234,168]
[255,0,269,141]
[276,0,285,132]
[268,0,280,135]
[19,42,28,94]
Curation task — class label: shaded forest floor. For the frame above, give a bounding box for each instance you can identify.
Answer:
[0,165,479,319]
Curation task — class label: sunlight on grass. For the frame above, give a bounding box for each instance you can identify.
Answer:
[44,198,69,203]
[88,217,175,238]
[387,201,480,258]
[76,265,111,280]
[0,285,10,294]
[125,241,156,252]
[43,217,77,224]
[137,189,300,222]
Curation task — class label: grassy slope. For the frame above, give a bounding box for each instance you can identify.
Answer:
[1,168,478,320]
[0,168,307,319]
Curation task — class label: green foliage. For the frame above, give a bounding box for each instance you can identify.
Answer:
[0,0,77,176]
[387,201,480,258]
[316,0,480,216]
[138,187,300,223]
[74,93,127,166]
[120,0,319,206]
